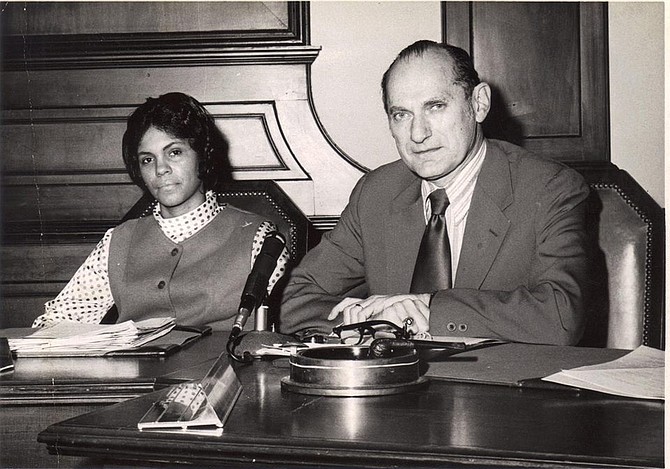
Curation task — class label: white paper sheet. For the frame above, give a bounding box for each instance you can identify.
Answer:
[542,345,665,400]
[8,317,176,357]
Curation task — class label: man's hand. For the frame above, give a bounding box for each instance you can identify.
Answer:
[328,294,431,334]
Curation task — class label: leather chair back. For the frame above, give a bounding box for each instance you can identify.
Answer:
[573,163,665,350]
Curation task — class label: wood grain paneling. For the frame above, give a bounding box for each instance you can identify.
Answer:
[2,2,290,36]
[1,295,62,328]
[1,2,307,70]
[2,102,309,181]
[2,244,97,283]
[2,184,142,224]
[1,112,127,175]
[473,3,580,137]
[2,403,102,465]
[444,2,609,161]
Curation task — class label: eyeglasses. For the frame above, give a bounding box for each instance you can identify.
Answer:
[332,320,411,345]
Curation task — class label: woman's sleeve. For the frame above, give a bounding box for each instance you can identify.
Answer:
[250,220,290,295]
[31,228,116,328]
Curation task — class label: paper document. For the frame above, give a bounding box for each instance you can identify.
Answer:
[8,317,176,357]
[542,345,664,400]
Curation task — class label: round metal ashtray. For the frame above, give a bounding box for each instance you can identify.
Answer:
[280,346,428,397]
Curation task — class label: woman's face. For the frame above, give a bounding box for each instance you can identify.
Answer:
[137,126,205,218]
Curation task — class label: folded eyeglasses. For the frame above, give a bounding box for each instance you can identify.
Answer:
[332,319,412,345]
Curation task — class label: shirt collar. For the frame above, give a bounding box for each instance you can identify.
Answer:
[153,190,222,243]
[421,138,487,205]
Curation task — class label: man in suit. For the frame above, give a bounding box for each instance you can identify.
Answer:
[280,40,589,345]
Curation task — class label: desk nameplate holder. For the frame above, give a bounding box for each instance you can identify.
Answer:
[138,354,241,436]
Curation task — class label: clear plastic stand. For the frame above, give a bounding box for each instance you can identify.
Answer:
[137,354,242,436]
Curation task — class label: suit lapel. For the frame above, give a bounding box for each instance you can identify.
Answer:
[385,177,424,293]
[455,143,513,289]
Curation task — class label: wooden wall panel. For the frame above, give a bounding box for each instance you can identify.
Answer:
[473,3,581,137]
[1,65,311,109]
[2,184,143,224]
[2,2,290,36]
[1,295,61,329]
[2,244,97,283]
[1,1,304,66]
[2,115,126,175]
[1,244,97,328]
[444,2,609,161]
[2,103,309,182]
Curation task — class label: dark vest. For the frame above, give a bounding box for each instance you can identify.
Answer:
[108,205,266,331]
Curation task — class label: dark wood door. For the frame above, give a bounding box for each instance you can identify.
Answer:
[444,2,609,162]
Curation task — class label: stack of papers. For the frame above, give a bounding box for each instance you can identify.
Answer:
[8,317,176,357]
[542,345,664,400]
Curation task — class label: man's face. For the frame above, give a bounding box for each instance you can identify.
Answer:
[386,51,488,186]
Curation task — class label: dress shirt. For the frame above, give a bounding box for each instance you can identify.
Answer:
[32,191,277,328]
[420,139,487,280]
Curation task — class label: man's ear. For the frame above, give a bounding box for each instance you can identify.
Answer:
[471,82,491,123]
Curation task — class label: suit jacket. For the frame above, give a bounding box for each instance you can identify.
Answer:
[280,139,590,345]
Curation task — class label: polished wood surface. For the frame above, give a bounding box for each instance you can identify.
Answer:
[33,337,663,469]
[0,330,224,404]
[0,332,224,468]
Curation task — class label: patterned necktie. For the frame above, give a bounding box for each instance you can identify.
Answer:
[410,189,452,293]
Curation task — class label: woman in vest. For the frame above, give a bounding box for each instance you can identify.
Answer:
[33,92,288,331]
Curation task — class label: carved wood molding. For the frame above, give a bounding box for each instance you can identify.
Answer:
[2,101,310,183]
[2,2,315,71]
[2,46,322,71]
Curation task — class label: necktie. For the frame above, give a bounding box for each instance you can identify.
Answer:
[410,189,452,293]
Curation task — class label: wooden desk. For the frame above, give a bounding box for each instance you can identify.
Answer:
[0,331,224,468]
[0,330,225,404]
[36,340,664,469]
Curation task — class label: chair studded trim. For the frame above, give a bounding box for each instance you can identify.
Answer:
[591,182,661,348]
[571,161,664,350]
[216,190,300,262]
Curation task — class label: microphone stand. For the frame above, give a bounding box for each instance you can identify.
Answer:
[227,303,293,363]
[226,332,252,364]
[227,312,254,363]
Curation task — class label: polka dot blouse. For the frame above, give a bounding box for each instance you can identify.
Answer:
[32,191,289,328]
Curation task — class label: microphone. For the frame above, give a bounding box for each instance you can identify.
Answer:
[229,231,287,342]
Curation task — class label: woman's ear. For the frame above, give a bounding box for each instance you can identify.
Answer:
[471,82,491,123]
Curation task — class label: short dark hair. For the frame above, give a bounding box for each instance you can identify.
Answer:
[381,40,481,113]
[122,92,229,192]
